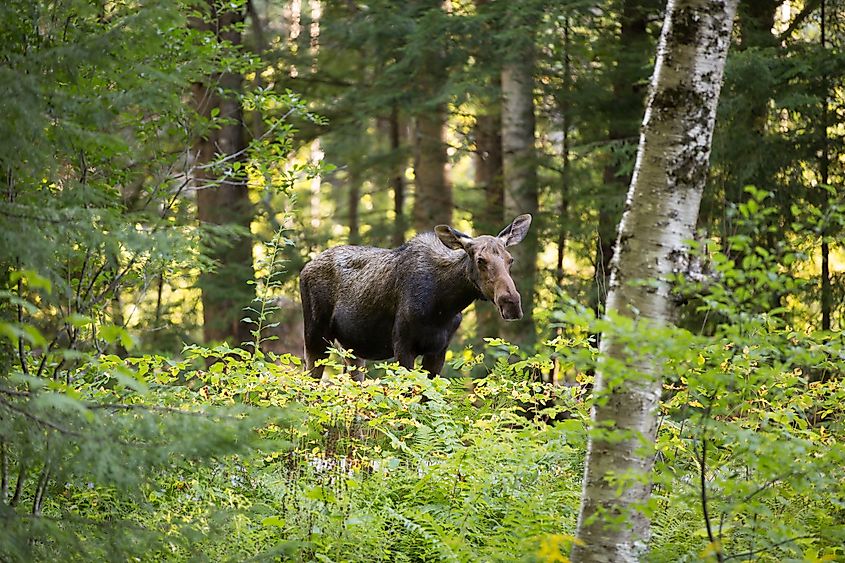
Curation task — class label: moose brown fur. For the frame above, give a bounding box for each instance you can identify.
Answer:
[299,215,532,379]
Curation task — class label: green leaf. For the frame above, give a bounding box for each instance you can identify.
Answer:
[10,269,52,293]
[100,324,135,351]
[261,516,286,527]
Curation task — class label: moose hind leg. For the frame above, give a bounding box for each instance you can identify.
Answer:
[300,277,333,380]
[303,317,332,380]
[305,341,330,380]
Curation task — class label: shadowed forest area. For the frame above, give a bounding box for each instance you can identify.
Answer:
[1,0,844,561]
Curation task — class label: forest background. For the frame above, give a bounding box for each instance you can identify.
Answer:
[1,0,844,561]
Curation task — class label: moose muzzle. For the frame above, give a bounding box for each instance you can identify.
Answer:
[496,292,523,321]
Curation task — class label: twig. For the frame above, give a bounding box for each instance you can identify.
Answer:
[742,470,797,503]
[723,535,815,561]
[700,434,722,562]
[778,0,820,40]
[86,401,238,419]
[0,386,31,398]
[0,397,82,437]
[191,107,295,171]
[35,338,57,380]
[0,386,235,420]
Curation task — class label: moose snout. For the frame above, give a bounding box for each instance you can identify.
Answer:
[496,293,523,321]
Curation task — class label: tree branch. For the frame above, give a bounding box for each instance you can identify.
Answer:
[0,397,82,437]
[778,0,821,40]
[724,535,815,561]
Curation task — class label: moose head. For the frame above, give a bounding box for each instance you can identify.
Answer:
[434,214,532,321]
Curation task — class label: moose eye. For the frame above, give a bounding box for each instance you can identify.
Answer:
[476,256,487,267]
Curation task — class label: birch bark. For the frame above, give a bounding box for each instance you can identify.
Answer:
[572,0,739,560]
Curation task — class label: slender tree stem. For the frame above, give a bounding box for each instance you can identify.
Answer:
[32,463,51,516]
[1,439,8,504]
[819,0,831,331]
[16,280,29,377]
[699,423,721,561]
[10,463,26,507]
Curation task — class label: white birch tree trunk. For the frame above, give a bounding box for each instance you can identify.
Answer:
[571,1,739,560]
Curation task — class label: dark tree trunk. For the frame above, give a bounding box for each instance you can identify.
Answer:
[592,0,651,318]
[413,108,451,231]
[348,171,361,245]
[716,0,779,250]
[390,105,407,246]
[192,2,254,345]
[820,0,832,331]
[475,112,504,237]
[500,41,538,346]
[411,2,451,232]
[471,0,505,341]
[556,18,571,286]
[475,109,505,339]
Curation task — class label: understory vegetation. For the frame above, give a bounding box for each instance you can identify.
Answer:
[2,266,844,561]
[2,0,845,560]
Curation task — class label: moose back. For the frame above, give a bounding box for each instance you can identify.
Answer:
[299,214,532,379]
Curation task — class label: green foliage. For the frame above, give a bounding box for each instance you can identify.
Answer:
[1,339,590,561]
[0,348,294,561]
[3,214,845,561]
[2,0,845,561]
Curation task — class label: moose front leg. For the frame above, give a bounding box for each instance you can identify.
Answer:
[421,314,460,377]
[421,351,446,377]
[395,347,416,371]
[392,318,417,371]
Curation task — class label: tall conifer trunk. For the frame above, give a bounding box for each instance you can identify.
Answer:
[411,1,450,231]
[572,1,739,559]
[191,2,254,344]
[475,109,505,339]
[390,106,407,246]
[348,170,361,245]
[500,37,538,345]
[556,17,571,286]
[473,0,505,340]
[413,107,451,230]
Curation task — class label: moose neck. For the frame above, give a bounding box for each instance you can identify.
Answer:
[434,253,484,315]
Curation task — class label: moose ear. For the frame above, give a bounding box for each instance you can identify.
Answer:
[435,225,471,251]
[497,214,532,246]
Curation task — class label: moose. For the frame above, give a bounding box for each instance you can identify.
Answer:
[299,214,532,380]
